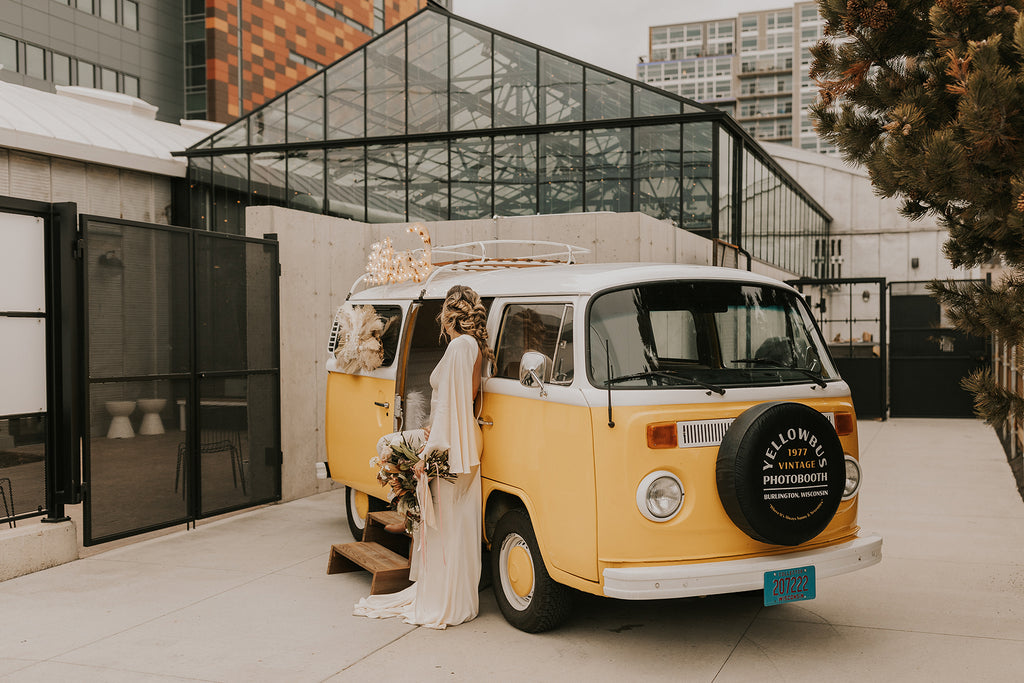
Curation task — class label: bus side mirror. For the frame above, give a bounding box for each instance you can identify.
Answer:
[519,351,548,397]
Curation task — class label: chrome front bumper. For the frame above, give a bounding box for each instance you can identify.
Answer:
[602,533,883,600]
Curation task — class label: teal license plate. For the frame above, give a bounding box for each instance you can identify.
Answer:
[764,565,815,606]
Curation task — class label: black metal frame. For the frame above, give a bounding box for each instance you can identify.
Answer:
[788,277,888,420]
[0,197,81,526]
[79,216,281,546]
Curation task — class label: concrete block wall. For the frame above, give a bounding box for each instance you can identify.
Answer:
[247,206,795,503]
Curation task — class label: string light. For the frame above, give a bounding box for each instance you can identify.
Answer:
[365,223,433,285]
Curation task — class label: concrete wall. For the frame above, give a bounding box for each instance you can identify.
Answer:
[246,207,797,503]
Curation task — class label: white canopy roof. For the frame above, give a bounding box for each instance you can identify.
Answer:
[0,81,220,177]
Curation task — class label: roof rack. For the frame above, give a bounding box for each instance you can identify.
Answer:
[347,239,590,298]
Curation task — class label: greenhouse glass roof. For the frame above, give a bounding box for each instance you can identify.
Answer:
[181,1,830,276]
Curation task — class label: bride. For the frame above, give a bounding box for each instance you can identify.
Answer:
[354,285,493,629]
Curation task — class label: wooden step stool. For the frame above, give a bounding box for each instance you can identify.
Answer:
[327,510,413,595]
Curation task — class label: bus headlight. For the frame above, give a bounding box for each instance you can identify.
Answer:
[636,470,684,522]
[843,455,862,500]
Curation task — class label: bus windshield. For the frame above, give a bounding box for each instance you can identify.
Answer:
[587,281,838,390]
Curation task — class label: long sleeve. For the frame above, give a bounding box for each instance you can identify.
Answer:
[421,334,482,474]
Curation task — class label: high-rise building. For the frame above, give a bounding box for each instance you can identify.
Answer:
[638,1,834,154]
[0,0,435,124]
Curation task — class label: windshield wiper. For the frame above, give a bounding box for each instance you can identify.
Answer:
[605,370,726,395]
[731,358,827,388]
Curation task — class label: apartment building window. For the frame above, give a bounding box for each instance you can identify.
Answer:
[76,0,92,11]
[99,0,116,22]
[687,26,701,39]
[77,60,94,87]
[741,16,757,32]
[651,28,668,44]
[100,66,117,91]
[801,6,819,21]
[741,37,757,52]
[0,35,17,71]
[718,22,734,37]
[52,53,71,85]
[652,49,668,61]
[25,44,45,79]
[777,33,793,49]
[123,73,139,97]
[123,0,138,30]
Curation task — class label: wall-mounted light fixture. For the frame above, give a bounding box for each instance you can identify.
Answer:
[911,257,920,269]
[862,290,871,302]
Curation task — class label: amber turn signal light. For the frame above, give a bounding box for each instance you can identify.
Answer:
[834,412,855,436]
[647,422,678,449]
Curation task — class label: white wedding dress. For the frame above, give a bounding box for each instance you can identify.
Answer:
[353,334,483,629]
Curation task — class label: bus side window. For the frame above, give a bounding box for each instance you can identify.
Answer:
[493,304,573,384]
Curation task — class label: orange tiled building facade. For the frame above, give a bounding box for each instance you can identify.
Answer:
[203,0,428,123]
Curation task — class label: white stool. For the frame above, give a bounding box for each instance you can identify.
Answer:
[138,398,167,435]
[105,400,137,439]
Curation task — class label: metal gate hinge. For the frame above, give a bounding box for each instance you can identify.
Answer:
[73,237,85,259]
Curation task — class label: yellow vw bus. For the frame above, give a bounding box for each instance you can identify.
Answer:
[326,250,882,632]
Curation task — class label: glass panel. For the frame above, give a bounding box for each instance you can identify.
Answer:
[682,122,713,233]
[86,378,190,538]
[718,125,734,241]
[101,67,117,92]
[366,26,406,137]
[540,52,583,124]
[407,11,447,134]
[198,373,279,514]
[634,125,680,223]
[494,135,537,216]
[367,144,407,222]
[212,154,248,235]
[212,118,248,147]
[123,0,138,30]
[450,19,492,130]
[585,68,631,120]
[288,148,325,213]
[123,74,139,98]
[0,37,16,72]
[450,138,492,219]
[251,99,287,146]
[0,319,46,415]
[250,151,288,207]
[287,74,325,143]
[540,131,582,214]
[25,44,45,79]
[77,60,94,88]
[195,236,277,374]
[99,0,115,21]
[408,140,448,222]
[493,35,537,127]
[587,283,836,389]
[494,304,572,382]
[585,128,631,213]
[190,157,211,230]
[634,86,682,117]
[326,52,365,140]
[326,147,366,221]
[0,415,46,522]
[86,223,190,378]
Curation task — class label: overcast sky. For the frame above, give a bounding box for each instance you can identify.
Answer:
[452,0,791,78]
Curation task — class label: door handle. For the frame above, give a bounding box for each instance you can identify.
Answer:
[374,401,390,409]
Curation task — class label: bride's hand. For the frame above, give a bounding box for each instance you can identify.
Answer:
[413,460,425,477]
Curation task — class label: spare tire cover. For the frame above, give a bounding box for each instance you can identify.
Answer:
[716,401,845,546]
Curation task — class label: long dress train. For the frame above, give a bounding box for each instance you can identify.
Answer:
[353,334,482,629]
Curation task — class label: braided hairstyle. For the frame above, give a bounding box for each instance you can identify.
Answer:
[438,285,495,363]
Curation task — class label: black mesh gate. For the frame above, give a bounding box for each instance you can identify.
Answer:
[81,216,280,546]
[889,281,988,418]
[788,278,887,420]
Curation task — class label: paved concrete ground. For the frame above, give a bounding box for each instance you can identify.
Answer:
[1,418,1022,682]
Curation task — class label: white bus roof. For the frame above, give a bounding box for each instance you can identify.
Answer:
[347,263,795,302]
